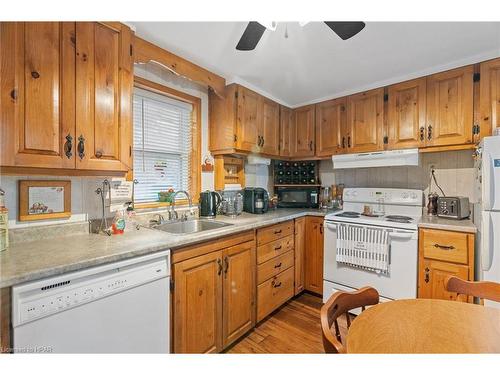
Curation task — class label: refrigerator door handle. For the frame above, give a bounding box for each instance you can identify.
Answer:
[483,154,494,210]
[481,211,493,271]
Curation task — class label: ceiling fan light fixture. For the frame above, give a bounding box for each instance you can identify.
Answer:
[258,21,277,31]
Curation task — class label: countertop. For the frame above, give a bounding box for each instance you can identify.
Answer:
[417,215,477,234]
[0,209,331,288]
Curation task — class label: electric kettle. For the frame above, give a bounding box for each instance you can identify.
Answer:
[199,190,222,218]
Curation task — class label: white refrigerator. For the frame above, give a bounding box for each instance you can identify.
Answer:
[474,135,500,308]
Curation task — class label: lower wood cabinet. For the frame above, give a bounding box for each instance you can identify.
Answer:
[294,217,306,295]
[418,228,474,302]
[172,235,255,353]
[304,216,324,295]
[257,266,294,322]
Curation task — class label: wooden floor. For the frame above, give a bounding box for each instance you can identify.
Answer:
[225,293,349,354]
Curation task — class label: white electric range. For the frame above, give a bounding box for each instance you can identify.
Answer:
[323,188,423,303]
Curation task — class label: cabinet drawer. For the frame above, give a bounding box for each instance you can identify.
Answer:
[257,267,294,322]
[257,220,294,246]
[421,229,470,265]
[257,250,294,285]
[257,234,294,264]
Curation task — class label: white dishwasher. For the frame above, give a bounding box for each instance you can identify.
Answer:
[12,250,170,353]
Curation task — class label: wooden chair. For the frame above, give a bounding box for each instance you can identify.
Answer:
[445,276,500,304]
[320,286,379,353]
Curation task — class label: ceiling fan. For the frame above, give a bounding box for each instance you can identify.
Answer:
[235,21,366,51]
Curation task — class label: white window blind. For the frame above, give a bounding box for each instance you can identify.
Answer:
[133,87,193,203]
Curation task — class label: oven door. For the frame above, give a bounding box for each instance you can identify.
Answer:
[276,187,318,208]
[323,220,418,301]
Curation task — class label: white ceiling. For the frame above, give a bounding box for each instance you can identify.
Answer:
[131,22,500,107]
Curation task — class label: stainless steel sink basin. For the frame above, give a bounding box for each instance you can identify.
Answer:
[151,219,233,234]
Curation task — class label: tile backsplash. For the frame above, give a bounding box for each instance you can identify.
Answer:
[319,150,477,203]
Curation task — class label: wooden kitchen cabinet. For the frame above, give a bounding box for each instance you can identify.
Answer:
[346,88,385,153]
[294,217,306,295]
[304,216,324,295]
[0,22,133,173]
[0,22,76,169]
[387,78,427,149]
[291,105,316,157]
[261,97,280,155]
[173,251,223,353]
[279,106,293,156]
[480,57,500,138]
[418,228,474,302]
[315,97,346,156]
[425,66,474,147]
[172,231,256,353]
[209,84,280,157]
[222,241,256,348]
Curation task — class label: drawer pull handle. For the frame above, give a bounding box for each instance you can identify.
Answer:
[273,282,282,288]
[274,229,282,234]
[274,245,282,251]
[434,244,455,250]
[274,262,282,269]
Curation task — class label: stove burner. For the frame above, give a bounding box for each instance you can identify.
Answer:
[385,215,414,223]
[335,211,360,218]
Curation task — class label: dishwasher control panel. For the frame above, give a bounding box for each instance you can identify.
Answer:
[12,251,170,327]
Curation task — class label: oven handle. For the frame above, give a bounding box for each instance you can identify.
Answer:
[388,231,414,240]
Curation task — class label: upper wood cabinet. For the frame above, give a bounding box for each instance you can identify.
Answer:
[315,97,346,156]
[279,106,292,156]
[260,97,280,155]
[0,22,76,169]
[0,22,133,172]
[209,84,280,157]
[480,57,500,138]
[346,88,385,153]
[387,78,427,149]
[426,66,474,147]
[75,22,132,171]
[291,105,316,157]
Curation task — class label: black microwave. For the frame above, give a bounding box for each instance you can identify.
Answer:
[276,187,319,208]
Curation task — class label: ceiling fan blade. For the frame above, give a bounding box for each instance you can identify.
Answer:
[324,22,366,40]
[236,22,266,51]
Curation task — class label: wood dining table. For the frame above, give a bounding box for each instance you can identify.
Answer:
[346,298,500,353]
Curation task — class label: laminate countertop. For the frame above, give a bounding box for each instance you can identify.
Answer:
[417,215,477,234]
[0,209,332,288]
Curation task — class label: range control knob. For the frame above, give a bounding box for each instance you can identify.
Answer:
[401,192,409,199]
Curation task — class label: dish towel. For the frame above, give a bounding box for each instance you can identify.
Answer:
[336,223,390,274]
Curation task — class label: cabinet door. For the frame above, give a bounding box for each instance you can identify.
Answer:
[0,22,76,169]
[261,97,280,155]
[418,259,469,301]
[173,251,223,353]
[279,106,292,156]
[480,58,500,139]
[426,66,474,147]
[315,97,346,156]
[291,105,316,157]
[236,86,260,152]
[294,217,306,295]
[346,88,384,153]
[304,216,324,294]
[388,78,426,149]
[75,22,132,171]
[222,241,256,348]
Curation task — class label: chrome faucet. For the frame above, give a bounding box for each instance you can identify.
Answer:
[170,190,193,221]
[149,213,165,226]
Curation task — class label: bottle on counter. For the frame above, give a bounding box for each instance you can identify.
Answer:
[0,188,8,252]
[111,208,126,235]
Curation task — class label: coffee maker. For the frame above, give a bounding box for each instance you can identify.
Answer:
[243,188,269,214]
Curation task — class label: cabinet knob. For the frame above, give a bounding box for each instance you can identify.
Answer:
[95,150,103,159]
[31,71,40,79]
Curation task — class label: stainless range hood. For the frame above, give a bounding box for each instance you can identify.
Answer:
[331,148,419,169]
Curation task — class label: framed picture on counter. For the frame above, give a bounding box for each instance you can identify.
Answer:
[18,180,71,221]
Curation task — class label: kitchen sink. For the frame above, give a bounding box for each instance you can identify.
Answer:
[151,219,233,234]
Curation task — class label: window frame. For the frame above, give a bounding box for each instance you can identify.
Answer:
[132,76,201,209]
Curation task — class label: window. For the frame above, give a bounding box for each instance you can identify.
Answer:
[132,80,200,205]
